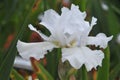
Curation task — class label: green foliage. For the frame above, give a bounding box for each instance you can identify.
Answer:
[30,57,54,80]
[97,47,110,80]
[81,65,88,80]
[10,69,24,80]
[110,63,120,80]
[0,0,36,80]
[46,48,61,79]
[88,0,120,79]
[70,0,87,11]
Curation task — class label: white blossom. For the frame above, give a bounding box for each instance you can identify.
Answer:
[17,4,113,71]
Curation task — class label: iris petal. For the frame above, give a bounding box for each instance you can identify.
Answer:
[28,24,49,40]
[17,40,56,60]
[91,17,97,27]
[40,9,60,35]
[87,33,113,48]
[62,47,104,71]
[16,4,113,71]
[86,17,97,35]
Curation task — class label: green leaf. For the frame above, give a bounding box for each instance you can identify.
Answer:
[46,48,61,79]
[111,4,120,15]
[46,0,56,9]
[30,57,54,80]
[0,0,36,80]
[110,63,120,80]
[70,0,87,11]
[81,65,88,80]
[107,8,120,35]
[97,47,110,80]
[10,69,24,80]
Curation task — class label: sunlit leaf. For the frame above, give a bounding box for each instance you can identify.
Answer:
[30,57,54,80]
[10,69,24,80]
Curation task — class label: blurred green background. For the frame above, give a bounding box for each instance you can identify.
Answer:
[0,0,120,80]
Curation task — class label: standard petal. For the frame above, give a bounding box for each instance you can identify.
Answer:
[61,7,70,15]
[71,4,87,19]
[40,9,60,35]
[28,24,49,40]
[17,40,56,60]
[59,4,89,35]
[62,47,104,71]
[87,33,113,48]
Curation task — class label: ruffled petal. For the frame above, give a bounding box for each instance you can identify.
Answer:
[71,4,86,19]
[87,17,97,35]
[59,4,89,35]
[82,47,104,71]
[62,47,104,71]
[62,47,84,69]
[61,7,70,15]
[87,33,113,48]
[17,40,56,60]
[40,9,60,35]
[28,24,49,40]
[91,17,97,27]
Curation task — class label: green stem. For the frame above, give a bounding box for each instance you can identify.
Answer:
[97,47,110,80]
[81,65,88,80]
[46,48,61,79]
[10,69,24,80]
[66,68,77,80]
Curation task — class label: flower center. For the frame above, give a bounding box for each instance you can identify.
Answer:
[68,40,77,47]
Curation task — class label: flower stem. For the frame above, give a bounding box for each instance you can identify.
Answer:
[97,47,110,80]
[81,65,88,80]
[66,68,77,80]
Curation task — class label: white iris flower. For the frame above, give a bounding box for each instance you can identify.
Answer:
[17,4,113,71]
